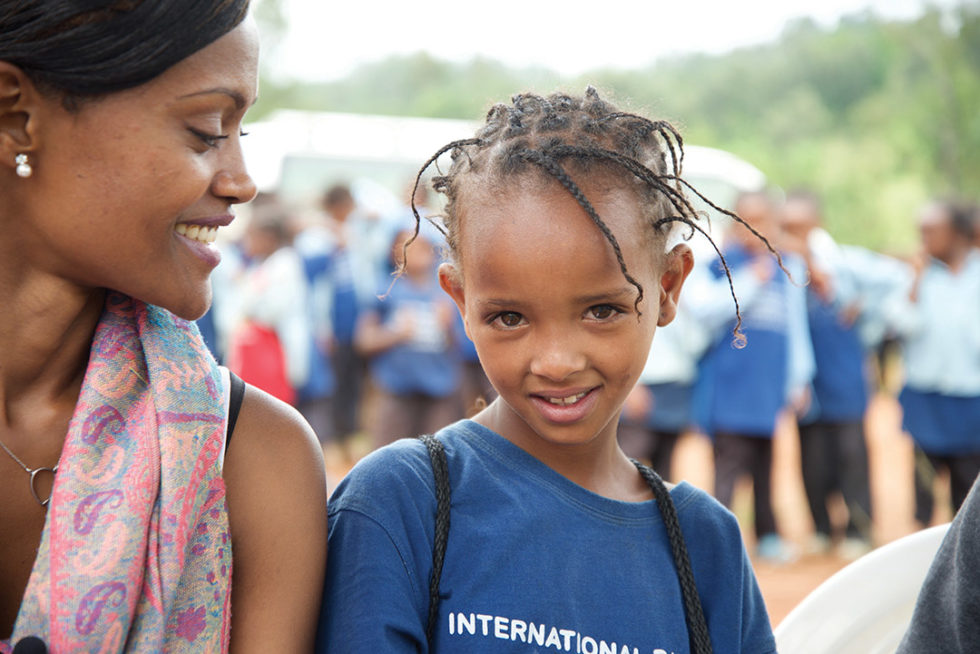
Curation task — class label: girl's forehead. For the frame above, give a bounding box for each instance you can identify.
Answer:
[461,181,646,239]
[457,183,658,270]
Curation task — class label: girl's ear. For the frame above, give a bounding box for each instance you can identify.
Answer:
[438,262,471,336]
[0,62,42,171]
[657,243,694,327]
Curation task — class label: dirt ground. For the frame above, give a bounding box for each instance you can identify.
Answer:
[322,390,946,628]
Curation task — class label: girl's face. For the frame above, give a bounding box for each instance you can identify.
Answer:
[441,181,691,460]
[9,19,259,320]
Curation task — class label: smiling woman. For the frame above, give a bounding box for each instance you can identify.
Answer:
[0,2,326,653]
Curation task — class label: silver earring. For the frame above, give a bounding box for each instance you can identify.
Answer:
[15,154,32,178]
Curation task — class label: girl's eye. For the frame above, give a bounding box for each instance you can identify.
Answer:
[587,304,620,321]
[492,312,525,329]
[189,128,229,148]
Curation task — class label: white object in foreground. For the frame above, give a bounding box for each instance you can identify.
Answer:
[774,524,950,654]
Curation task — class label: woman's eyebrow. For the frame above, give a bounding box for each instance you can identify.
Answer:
[178,87,255,110]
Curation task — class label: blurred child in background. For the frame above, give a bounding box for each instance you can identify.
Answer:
[355,226,461,448]
[695,191,814,564]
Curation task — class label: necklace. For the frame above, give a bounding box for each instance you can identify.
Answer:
[0,437,58,507]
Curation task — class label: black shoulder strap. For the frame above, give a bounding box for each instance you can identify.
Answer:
[419,433,451,647]
[226,371,246,453]
[633,460,713,654]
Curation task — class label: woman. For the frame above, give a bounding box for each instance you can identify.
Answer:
[0,2,327,652]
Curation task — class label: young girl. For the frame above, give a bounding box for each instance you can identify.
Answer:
[318,89,776,653]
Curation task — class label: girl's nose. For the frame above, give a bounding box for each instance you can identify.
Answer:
[528,334,587,382]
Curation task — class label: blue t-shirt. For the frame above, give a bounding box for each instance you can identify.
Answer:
[368,277,458,398]
[317,420,776,653]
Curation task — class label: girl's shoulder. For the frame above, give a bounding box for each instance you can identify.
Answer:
[328,420,478,517]
[671,483,745,551]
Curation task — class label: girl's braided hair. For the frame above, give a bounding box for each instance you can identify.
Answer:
[408,86,781,343]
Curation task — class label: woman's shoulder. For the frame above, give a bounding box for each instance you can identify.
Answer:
[226,384,323,472]
[222,384,326,516]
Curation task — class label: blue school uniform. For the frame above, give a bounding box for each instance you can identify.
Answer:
[802,291,869,424]
[368,277,458,399]
[317,420,776,654]
[894,251,980,455]
[694,245,812,438]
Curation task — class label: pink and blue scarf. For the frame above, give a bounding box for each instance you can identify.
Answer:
[3,293,232,653]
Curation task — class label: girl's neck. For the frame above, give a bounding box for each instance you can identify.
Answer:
[475,400,653,502]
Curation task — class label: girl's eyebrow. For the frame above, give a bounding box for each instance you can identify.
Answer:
[574,287,635,304]
[478,287,635,309]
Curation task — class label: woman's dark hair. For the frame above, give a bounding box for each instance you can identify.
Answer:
[409,87,780,341]
[0,0,250,108]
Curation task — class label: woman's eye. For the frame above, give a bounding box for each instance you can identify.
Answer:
[492,312,525,328]
[189,128,229,148]
[587,304,619,321]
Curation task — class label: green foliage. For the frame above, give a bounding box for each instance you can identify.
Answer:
[254,3,980,253]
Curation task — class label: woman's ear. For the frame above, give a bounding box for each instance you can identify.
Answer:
[0,62,41,171]
[657,243,694,327]
[438,262,470,336]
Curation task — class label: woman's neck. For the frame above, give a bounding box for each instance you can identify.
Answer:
[0,270,104,428]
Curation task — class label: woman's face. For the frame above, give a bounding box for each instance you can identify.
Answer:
[15,18,259,320]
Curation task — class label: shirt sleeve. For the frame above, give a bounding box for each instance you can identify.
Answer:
[897,479,980,653]
[316,441,436,653]
[738,541,779,654]
[316,508,429,653]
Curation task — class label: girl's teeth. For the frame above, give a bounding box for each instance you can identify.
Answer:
[175,224,218,244]
[546,392,587,406]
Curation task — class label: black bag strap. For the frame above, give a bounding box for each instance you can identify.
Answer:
[419,434,451,645]
[226,371,246,453]
[633,460,713,654]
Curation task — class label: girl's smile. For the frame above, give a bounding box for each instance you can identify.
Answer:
[530,386,600,424]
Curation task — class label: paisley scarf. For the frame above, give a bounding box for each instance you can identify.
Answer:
[3,293,232,653]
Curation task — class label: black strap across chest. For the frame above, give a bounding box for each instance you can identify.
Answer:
[418,433,713,654]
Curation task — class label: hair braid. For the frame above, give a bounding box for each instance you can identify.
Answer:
[419,434,452,644]
[411,88,778,346]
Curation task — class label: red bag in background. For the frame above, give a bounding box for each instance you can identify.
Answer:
[227,321,296,406]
